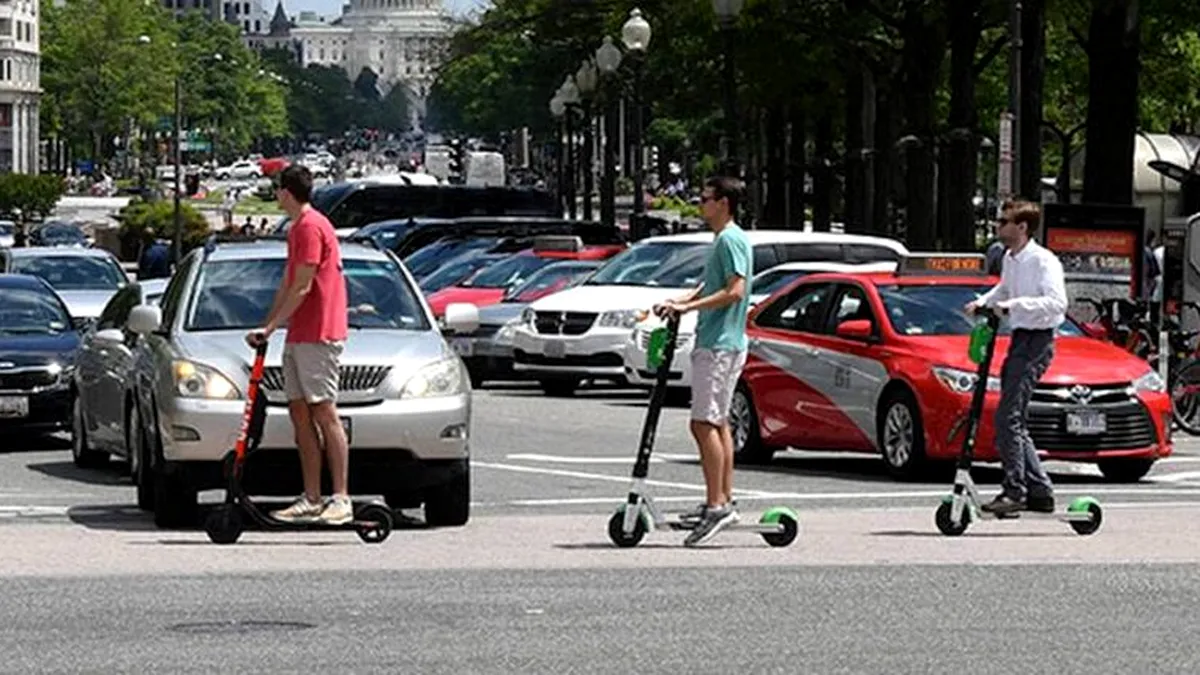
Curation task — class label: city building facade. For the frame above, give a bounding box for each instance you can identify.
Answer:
[0,0,40,174]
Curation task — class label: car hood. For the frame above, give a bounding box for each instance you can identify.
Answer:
[0,332,80,368]
[56,289,120,319]
[174,329,454,391]
[529,284,688,313]
[426,287,506,317]
[478,302,528,327]
[912,335,1156,384]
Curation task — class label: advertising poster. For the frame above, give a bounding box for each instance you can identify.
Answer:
[1040,204,1145,324]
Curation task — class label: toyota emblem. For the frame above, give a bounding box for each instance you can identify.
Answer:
[1069,384,1092,402]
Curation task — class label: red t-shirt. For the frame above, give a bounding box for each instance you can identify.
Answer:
[284,207,348,344]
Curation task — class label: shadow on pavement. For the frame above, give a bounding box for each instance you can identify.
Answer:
[870,529,1067,539]
[554,541,762,551]
[67,503,158,531]
[2,433,71,453]
[27,460,132,487]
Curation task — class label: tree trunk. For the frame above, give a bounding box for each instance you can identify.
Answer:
[788,105,807,228]
[764,102,787,226]
[843,62,870,234]
[1020,0,1047,200]
[942,0,982,251]
[899,6,948,249]
[813,108,834,232]
[873,87,894,237]
[1082,0,1140,204]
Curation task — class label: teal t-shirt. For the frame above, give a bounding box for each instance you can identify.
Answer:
[695,224,753,351]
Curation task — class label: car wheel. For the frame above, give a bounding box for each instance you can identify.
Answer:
[128,401,154,511]
[731,383,776,464]
[878,389,927,480]
[539,377,580,397]
[71,397,109,469]
[150,427,198,528]
[1097,458,1155,483]
[424,462,469,527]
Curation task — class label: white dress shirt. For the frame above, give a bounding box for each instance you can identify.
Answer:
[977,239,1068,330]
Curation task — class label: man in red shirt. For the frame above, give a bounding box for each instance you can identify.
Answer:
[246,165,352,524]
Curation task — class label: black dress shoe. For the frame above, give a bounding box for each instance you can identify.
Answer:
[1026,494,1055,513]
[981,493,1025,515]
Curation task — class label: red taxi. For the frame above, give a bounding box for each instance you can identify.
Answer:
[732,253,1172,482]
[425,236,624,317]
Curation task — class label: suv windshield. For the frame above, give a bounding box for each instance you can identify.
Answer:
[0,287,71,334]
[585,242,708,286]
[877,284,1082,337]
[187,257,429,332]
[419,253,505,293]
[460,253,549,289]
[505,261,597,302]
[13,255,125,290]
[752,269,806,297]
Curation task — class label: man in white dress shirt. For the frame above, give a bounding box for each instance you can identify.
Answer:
[966,200,1068,516]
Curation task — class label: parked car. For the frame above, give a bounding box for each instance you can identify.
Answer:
[0,220,14,248]
[0,246,129,321]
[0,274,84,434]
[121,239,477,529]
[30,222,89,248]
[419,251,512,295]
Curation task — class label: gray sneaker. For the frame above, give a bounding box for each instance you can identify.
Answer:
[683,504,740,547]
[680,499,738,522]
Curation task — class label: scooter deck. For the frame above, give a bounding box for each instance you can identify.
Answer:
[237,499,389,531]
[659,517,788,534]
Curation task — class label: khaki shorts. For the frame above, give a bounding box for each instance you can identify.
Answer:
[282,341,343,404]
[690,348,747,425]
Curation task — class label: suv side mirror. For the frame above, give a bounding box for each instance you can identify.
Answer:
[127,304,162,335]
[443,302,480,335]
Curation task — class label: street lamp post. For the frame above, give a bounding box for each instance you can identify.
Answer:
[575,59,598,222]
[595,36,623,230]
[712,0,743,175]
[559,76,581,220]
[550,93,566,216]
[621,8,651,227]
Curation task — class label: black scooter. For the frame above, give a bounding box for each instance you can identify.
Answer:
[203,340,395,544]
[606,310,800,548]
[935,307,1103,536]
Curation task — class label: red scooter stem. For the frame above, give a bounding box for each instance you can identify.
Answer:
[233,342,268,470]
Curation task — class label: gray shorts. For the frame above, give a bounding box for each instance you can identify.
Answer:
[690,348,747,425]
[282,341,343,404]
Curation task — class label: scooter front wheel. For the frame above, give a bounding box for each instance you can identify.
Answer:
[355,503,394,544]
[608,507,646,548]
[205,504,243,545]
[935,500,970,536]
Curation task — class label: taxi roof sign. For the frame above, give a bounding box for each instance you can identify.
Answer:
[896,253,988,277]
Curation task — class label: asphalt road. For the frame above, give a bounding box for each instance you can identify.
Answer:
[2,382,1200,672]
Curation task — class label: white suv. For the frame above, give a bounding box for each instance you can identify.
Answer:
[510,230,908,396]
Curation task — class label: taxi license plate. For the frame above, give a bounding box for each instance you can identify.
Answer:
[0,396,28,419]
[1066,410,1106,435]
[340,417,352,445]
[450,338,474,357]
[544,341,566,359]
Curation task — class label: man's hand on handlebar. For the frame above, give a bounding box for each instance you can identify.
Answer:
[653,300,687,319]
[244,329,270,348]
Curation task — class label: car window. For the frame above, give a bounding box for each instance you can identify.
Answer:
[845,244,902,263]
[825,284,875,333]
[97,286,138,331]
[11,255,125,290]
[751,269,807,298]
[876,283,1083,337]
[461,253,547,289]
[187,257,429,332]
[419,254,503,293]
[586,242,708,287]
[158,254,196,332]
[753,245,780,274]
[0,287,72,335]
[755,282,836,333]
[505,261,599,302]
[404,237,501,278]
[779,242,844,263]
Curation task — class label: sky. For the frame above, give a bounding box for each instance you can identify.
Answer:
[282,0,488,19]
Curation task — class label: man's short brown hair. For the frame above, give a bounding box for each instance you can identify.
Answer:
[704,175,744,217]
[1001,199,1041,235]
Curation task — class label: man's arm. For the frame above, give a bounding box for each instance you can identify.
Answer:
[262,280,289,329]
[677,235,750,313]
[263,265,318,335]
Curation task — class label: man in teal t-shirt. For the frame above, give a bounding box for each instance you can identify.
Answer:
[654,175,753,547]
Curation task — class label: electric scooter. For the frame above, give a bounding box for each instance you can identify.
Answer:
[935,307,1103,536]
[203,339,395,545]
[607,310,800,548]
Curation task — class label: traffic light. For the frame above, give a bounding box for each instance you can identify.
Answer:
[448,139,466,183]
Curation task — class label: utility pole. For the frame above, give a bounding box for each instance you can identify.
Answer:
[173,75,183,265]
[1000,0,1023,204]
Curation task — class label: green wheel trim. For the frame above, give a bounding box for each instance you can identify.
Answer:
[759,506,799,524]
[1067,496,1099,512]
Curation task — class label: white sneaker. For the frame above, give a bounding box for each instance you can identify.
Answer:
[319,496,353,525]
[271,496,324,522]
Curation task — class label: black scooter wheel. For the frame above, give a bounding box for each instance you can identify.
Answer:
[205,504,243,545]
[935,501,970,536]
[761,513,799,547]
[607,508,646,548]
[355,504,393,544]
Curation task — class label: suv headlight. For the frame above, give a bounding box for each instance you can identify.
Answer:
[400,357,467,399]
[933,366,1000,394]
[173,360,239,399]
[1134,369,1166,393]
[598,309,640,329]
[496,317,522,345]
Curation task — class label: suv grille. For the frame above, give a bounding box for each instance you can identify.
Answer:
[260,365,390,392]
[534,311,597,335]
[0,368,58,391]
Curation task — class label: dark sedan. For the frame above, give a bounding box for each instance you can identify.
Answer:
[0,274,82,434]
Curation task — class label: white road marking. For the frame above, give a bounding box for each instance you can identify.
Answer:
[1145,470,1200,484]
[504,452,697,464]
[472,461,776,497]
[1154,456,1200,464]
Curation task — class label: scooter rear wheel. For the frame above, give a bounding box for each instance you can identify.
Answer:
[607,507,646,548]
[935,500,970,536]
[205,504,243,545]
[760,513,799,547]
[355,504,394,544]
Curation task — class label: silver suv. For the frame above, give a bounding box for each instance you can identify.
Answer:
[124,239,477,529]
